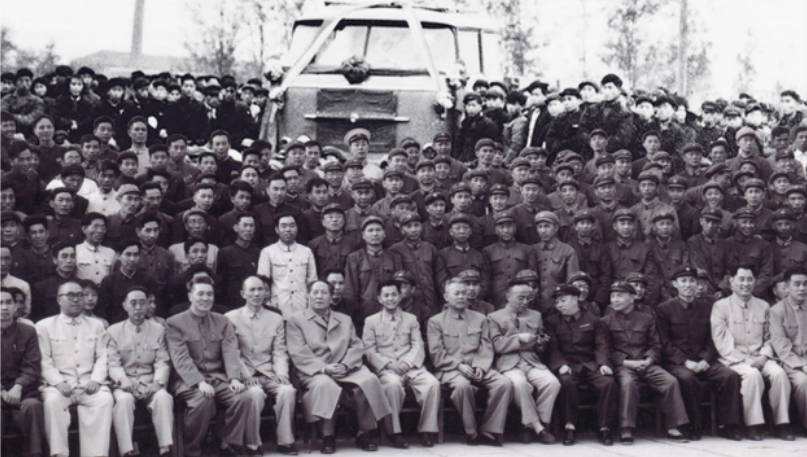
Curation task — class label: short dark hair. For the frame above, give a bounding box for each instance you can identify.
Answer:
[306,177,329,193]
[81,212,107,228]
[136,212,161,229]
[728,263,757,278]
[52,241,75,258]
[183,236,208,254]
[127,115,147,130]
[376,279,400,296]
[209,129,231,142]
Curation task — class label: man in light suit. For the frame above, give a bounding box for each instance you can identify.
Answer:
[165,276,261,457]
[769,267,807,435]
[362,279,441,448]
[286,280,391,454]
[488,282,560,444]
[225,276,298,455]
[37,279,113,457]
[427,278,512,445]
[107,286,173,457]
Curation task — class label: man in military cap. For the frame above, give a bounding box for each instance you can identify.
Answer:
[723,208,774,297]
[421,192,451,248]
[488,281,560,444]
[727,127,773,182]
[308,202,362,274]
[589,175,622,242]
[533,211,579,309]
[665,175,701,240]
[601,208,661,305]
[457,268,495,315]
[456,93,500,162]
[436,214,489,297]
[600,281,690,443]
[362,279,441,447]
[427,278,512,445]
[631,171,679,237]
[343,215,403,329]
[1,68,46,136]
[343,177,379,237]
[545,283,616,445]
[656,266,743,440]
[648,211,690,300]
[390,270,431,330]
[544,87,587,156]
[653,96,687,156]
[510,176,552,244]
[432,132,469,181]
[409,160,438,213]
[711,264,796,440]
[483,211,538,307]
[344,127,382,181]
[696,101,725,147]
[687,207,728,293]
[389,211,439,314]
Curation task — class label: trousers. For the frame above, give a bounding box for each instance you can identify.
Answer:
[300,374,380,432]
[177,379,261,457]
[783,366,807,428]
[727,360,791,426]
[557,367,618,430]
[615,365,689,429]
[502,361,560,430]
[378,367,441,434]
[666,363,741,430]
[42,385,113,457]
[245,375,297,446]
[442,369,512,436]
[112,388,174,455]
[3,397,45,457]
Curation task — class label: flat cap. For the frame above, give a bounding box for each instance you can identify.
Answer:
[553,162,575,175]
[493,211,515,225]
[361,215,385,231]
[732,207,756,220]
[772,208,794,222]
[398,211,422,225]
[534,210,560,226]
[321,202,345,215]
[573,208,596,223]
[681,143,704,155]
[465,168,489,180]
[666,175,687,189]
[609,281,636,294]
[785,185,807,197]
[594,155,615,167]
[625,272,648,285]
[382,168,404,180]
[650,150,671,162]
[704,162,729,178]
[489,183,510,197]
[432,132,452,143]
[593,175,616,188]
[671,266,697,281]
[448,213,472,227]
[509,158,531,170]
[449,182,472,196]
[589,128,608,139]
[456,268,482,283]
[552,284,581,299]
[182,208,207,223]
[389,194,413,207]
[351,178,373,191]
[415,159,435,172]
[742,177,765,192]
[392,270,416,284]
[344,128,370,146]
[601,73,623,87]
[116,184,141,198]
[513,269,539,283]
[612,208,635,222]
[651,211,676,223]
[424,191,447,205]
[701,180,724,196]
[521,176,543,187]
[61,164,86,177]
[474,138,496,151]
[344,158,365,169]
[637,171,660,184]
[433,155,451,166]
[735,126,757,142]
[386,148,408,161]
[321,161,344,173]
[723,105,742,117]
[700,207,722,221]
[568,271,592,285]
[519,147,547,158]
[613,149,633,161]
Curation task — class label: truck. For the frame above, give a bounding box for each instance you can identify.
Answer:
[260,0,503,159]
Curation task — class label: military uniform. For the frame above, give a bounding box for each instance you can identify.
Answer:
[483,240,537,307]
[534,238,579,308]
[363,309,440,435]
[769,297,807,429]
[488,307,560,431]
[427,308,512,437]
[343,247,404,324]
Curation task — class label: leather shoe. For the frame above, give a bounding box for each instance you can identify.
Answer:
[389,434,409,449]
[356,432,378,451]
[277,444,298,455]
[421,433,435,447]
[777,425,795,441]
[476,434,502,446]
[667,431,689,442]
[321,435,336,454]
[598,429,613,446]
[519,429,533,443]
[721,426,743,441]
[688,428,702,441]
[562,429,575,446]
[747,426,763,441]
[535,430,556,444]
[219,444,242,457]
[619,428,634,444]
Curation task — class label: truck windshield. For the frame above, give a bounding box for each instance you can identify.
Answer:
[295,21,457,74]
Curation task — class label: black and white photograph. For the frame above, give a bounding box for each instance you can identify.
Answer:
[1,0,806,456]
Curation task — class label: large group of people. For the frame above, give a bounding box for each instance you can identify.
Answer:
[2,63,807,457]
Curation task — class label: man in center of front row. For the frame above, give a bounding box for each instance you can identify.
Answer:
[107,286,174,457]
[225,276,298,455]
[285,280,391,454]
[362,279,441,448]
[599,281,690,444]
[488,281,560,444]
[166,276,262,457]
[427,278,513,445]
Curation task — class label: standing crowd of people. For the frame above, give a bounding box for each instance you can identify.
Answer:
[2,64,807,457]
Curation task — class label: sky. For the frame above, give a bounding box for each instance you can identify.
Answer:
[2,0,806,103]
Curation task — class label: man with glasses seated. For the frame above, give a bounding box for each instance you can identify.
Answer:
[36,279,113,457]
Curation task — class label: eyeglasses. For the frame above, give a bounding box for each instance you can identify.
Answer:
[58,292,83,300]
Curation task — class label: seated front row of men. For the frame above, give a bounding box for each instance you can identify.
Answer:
[2,263,807,457]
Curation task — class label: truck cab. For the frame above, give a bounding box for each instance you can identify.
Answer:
[262,0,502,159]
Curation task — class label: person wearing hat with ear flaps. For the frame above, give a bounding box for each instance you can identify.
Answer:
[579,73,636,153]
